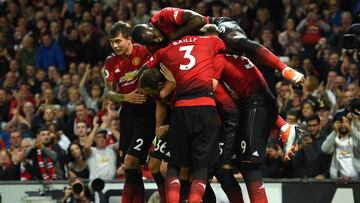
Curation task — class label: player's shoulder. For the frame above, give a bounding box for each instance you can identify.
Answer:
[198,35,222,43]
[161,7,183,12]
[133,43,150,55]
[105,53,118,67]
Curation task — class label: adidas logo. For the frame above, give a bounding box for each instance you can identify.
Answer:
[170,179,180,185]
[252,151,259,156]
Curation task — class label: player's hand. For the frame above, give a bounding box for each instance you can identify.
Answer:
[160,63,176,84]
[282,67,305,85]
[155,125,169,139]
[125,89,146,104]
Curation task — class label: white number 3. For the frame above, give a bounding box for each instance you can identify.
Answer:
[179,45,196,70]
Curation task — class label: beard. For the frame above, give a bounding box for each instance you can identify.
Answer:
[339,127,350,135]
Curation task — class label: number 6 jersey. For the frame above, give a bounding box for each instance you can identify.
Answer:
[145,35,225,103]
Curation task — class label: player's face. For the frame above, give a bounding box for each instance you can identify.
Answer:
[141,24,164,46]
[109,33,132,56]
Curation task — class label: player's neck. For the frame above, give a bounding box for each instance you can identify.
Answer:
[121,45,133,59]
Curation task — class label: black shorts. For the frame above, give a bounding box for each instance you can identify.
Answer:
[235,89,277,164]
[167,106,219,167]
[218,117,238,165]
[150,135,170,162]
[119,112,156,164]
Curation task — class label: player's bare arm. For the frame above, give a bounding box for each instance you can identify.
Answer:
[155,100,169,138]
[107,81,146,104]
[170,10,206,41]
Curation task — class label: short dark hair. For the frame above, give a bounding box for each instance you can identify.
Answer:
[37,127,49,135]
[139,68,165,89]
[108,21,131,39]
[305,114,320,123]
[76,101,87,108]
[287,109,299,118]
[131,24,148,44]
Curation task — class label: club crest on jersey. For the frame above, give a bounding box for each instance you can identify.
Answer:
[132,57,140,66]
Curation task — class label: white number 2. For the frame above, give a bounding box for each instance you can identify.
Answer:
[179,45,196,70]
[134,138,144,151]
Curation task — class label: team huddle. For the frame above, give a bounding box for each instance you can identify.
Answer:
[104,7,305,203]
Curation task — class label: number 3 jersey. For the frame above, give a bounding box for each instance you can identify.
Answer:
[145,35,226,102]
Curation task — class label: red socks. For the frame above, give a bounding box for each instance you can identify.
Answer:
[188,179,207,203]
[166,176,181,203]
[246,180,268,203]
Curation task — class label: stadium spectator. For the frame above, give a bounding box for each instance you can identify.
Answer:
[18,35,37,74]
[278,18,302,55]
[35,32,65,72]
[83,117,118,180]
[8,130,22,156]
[79,65,106,112]
[322,113,360,179]
[25,127,66,180]
[0,149,19,180]
[67,143,89,179]
[296,1,330,58]
[291,114,332,178]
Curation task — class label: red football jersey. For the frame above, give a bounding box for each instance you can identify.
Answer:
[150,7,184,38]
[214,54,267,99]
[104,44,150,94]
[146,35,226,100]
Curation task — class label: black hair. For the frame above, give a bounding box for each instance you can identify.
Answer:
[305,114,320,123]
[139,68,165,89]
[131,24,148,44]
[108,21,131,39]
[37,127,49,135]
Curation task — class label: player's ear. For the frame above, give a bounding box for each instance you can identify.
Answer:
[128,36,132,42]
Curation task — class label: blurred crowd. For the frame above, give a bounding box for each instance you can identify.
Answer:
[0,0,360,182]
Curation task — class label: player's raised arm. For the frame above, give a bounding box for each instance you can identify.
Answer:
[170,9,206,41]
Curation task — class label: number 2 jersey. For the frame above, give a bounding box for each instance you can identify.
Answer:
[104,44,154,115]
[145,35,225,106]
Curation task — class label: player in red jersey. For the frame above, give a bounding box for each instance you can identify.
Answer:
[140,35,226,203]
[131,7,304,84]
[104,21,156,203]
[132,15,302,160]
[213,53,287,203]
[139,63,243,203]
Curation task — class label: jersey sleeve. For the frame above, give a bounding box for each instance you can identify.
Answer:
[213,54,226,80]
[145,51,162,69]
[211,36,226,53]
[161,7,184,26]
[104,57,117,82]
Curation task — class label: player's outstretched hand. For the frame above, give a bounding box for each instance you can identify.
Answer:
[282,67,305,86]
[125,89,146,104]
[160,63,176,84]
